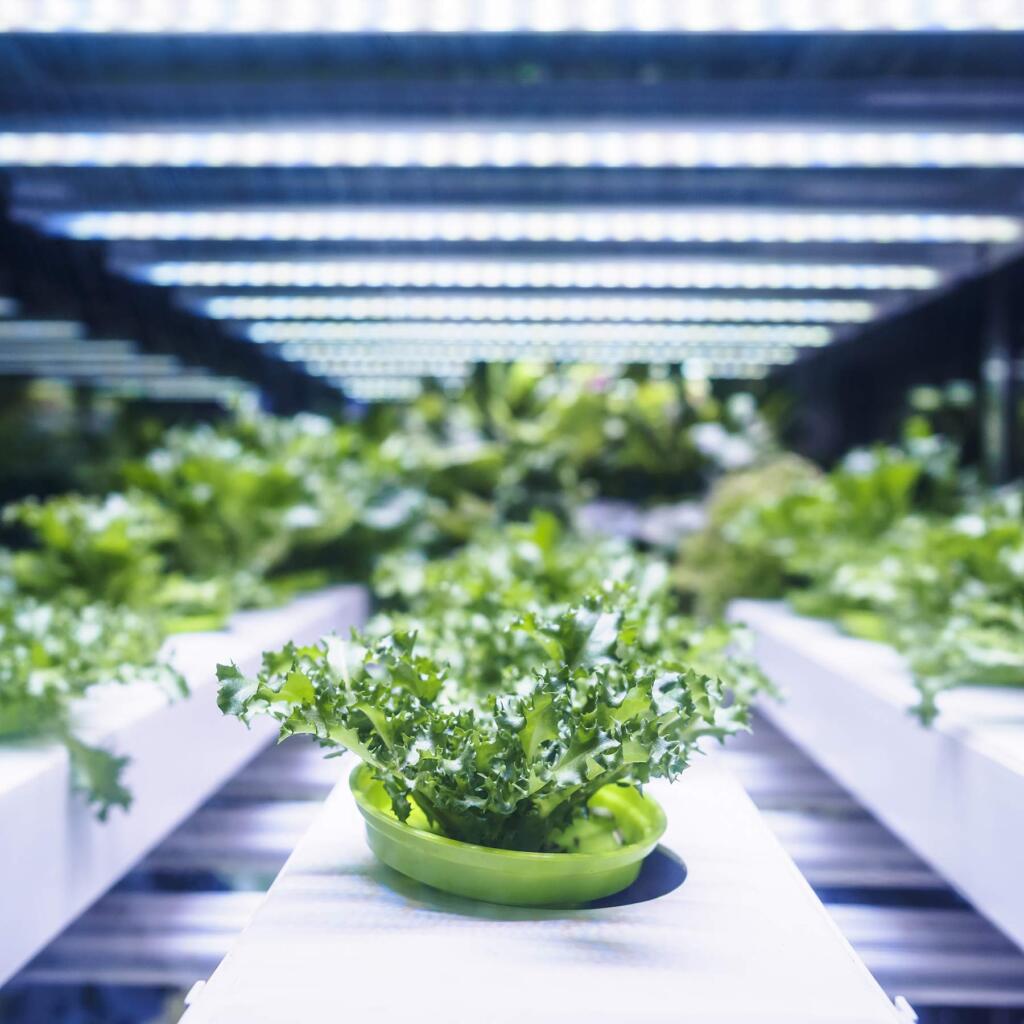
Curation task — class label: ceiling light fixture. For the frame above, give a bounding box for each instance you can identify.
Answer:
[6,126,1024,169]
[57,207,1016,249]
[3,1,1021,33]
[247,320,831,346]
[201,293,873,323]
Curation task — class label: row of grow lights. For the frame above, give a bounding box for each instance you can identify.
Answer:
[330,354,772,403]
[292,342,799,363]
[20,199,1016,401]
[6,52,1021,403]
[253,327,814,380]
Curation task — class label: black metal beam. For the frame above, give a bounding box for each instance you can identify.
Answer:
[776,251,1024,473]
[0,210,341,415]
[980,268,1023,483]
[4,34,1024,89]
[9,165,1024,215]
[5,79,1024,125]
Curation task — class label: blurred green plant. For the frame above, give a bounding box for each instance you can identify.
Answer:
[676,420,1023,720]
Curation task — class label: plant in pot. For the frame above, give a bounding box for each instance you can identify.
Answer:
[218,602,753,907]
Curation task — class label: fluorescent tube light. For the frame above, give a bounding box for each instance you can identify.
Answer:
[65,207,1017,248]
[201,293,873,323]
[6,126,1024,168]
[3,1,1021,33]
[133,256,943,291]
[247,320,831,346]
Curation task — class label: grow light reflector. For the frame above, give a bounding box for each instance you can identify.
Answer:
[3,1,1022,32]
[70,208,1019,248]
[201,294,873,324]
[6,127,1024,168]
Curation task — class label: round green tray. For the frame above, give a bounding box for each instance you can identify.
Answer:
[349,763,666,907]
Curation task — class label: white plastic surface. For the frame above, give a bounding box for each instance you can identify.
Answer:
[730,599,1024,953]
[0,585,368,985]
[182,760,902,1024]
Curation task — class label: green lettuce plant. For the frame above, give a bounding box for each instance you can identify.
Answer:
[0,589,182,817]
[218,604,753,852]
[677,433,1024,721]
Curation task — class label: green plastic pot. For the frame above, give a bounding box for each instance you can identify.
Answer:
[349,763,666,907]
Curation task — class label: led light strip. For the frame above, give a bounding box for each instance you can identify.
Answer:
[247,320,831,346]
[136,256,942,292]
[101,374,245,388]
[3,0,1022,33]
[333,359,770,401]
[338,378,425,402]
[285,338,798,357]
[0,349,162,363]
[290,344,797,366]
[0,320,84,339]
[72,208,1019,248]
[679,361,770,379]
[0,339,136,354]
[331,360,770,399]
[280,342,799,365]
[6,126,1024,169]
[85,377,255,403]
[202,293,873,324]
[0,360,183,375]
[311,360,473,377]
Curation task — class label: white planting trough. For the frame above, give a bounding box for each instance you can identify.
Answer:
[181,759,908,1024]
[0,584,368,985]
[730,599,1024,953]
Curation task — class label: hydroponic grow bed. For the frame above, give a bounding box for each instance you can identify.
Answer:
[730,599,1024,953]
[0,585,368,985]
